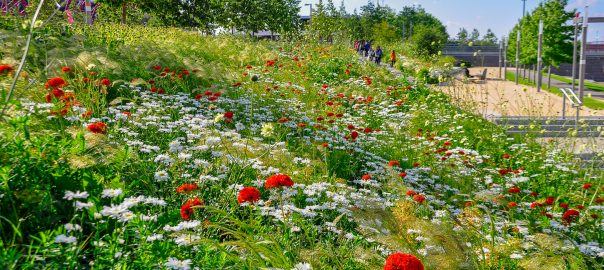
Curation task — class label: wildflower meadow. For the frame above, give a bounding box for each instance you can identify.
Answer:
[1,3,603,270]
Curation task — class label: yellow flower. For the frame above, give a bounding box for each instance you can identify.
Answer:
[261,123,274,137]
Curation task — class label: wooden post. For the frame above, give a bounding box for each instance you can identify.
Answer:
[121,2,127,24]
[547,65,551,89]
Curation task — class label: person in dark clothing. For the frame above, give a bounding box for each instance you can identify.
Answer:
[375,46,383,65]
[364,42,371,57]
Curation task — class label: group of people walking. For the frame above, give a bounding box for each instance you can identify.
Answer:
[353,40,396,67]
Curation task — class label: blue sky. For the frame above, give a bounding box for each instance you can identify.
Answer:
[300,0,604,42]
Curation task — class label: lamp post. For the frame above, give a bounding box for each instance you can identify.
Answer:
[536,20,543,92]
[521,0,527,17]
[515,30,520,85]
[578,6,588,103]
[571,13,580,94]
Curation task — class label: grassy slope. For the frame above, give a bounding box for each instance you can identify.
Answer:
[1,23,602,269]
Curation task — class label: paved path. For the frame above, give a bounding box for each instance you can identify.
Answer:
[514,69,604,100]
[435,67,604,118]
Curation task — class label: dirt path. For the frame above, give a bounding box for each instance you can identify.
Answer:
[435,67,604,118]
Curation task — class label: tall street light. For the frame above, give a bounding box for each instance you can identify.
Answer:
[521,0,527,17]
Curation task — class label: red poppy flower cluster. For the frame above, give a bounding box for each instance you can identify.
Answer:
[87,122,107,134]
[238,187,261,204]
[46,77,67,89]
[180,198,203,220]
[265,174,294,190]
[562,209,580,224]
[384,252,424,270]
[176,183,199,193]
[101,78,111,86]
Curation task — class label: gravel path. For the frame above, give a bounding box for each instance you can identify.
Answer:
[435,67,604,118]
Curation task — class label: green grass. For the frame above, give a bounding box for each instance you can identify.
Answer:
[506,71,604,110]
[547,73,604,92]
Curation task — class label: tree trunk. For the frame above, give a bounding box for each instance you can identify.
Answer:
[121,3,127,24]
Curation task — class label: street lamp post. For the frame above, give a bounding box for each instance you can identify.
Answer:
[571,14,580,94]
[515,30,520,85]
[536,20,543,92]
[578,6,589,103]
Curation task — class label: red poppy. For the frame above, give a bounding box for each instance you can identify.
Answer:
[502,153,510,159]
[583,183,592,189]
[351,131,359,140]
[508,187,521,194]
[0,64,14,75]
[413,194,426,203]
[61,67,71,73]
[238,187,261,204]
[545,196,556,206]
[595,198,604,204]
[507,201,518,208]
[52,89,65,98]
[561,209,580,224]
[384,252,424,270]
[559,203,569,209]
[388,160,400,167]
[195,94,203,100]
[232,82,242,87]
[101,78,111,86]
[87,122,107,134]
[265,174,294,190]
[158,89,165,94]
[176,183,199,193]
[297,123,307,128]
[153,65,162,70]
[245,65,252,69]
[361,174,371,181]
[347,124,355,130]
[47,77,67,89]
[224,111,234,119]
[180,198,203,220]
[398,172,407,178]
[530,202,542,208]
[406,190,417,196]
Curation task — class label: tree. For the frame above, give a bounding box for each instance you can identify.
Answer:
[395,5,448,42]
[409,25,448,57]
[456,28,468,43]
[482,29,498,45]
[507,0,573,67]
[469,28,480,43]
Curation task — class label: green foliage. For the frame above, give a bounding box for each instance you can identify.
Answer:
[408,26,447,58]
[507,0,574,67]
